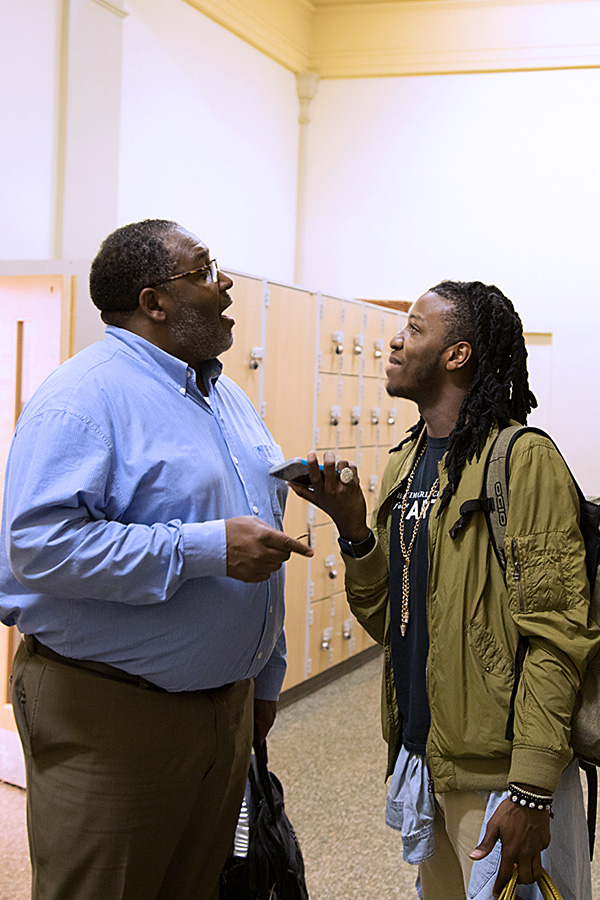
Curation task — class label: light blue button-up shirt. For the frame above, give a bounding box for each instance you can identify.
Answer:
[0,327,288,698]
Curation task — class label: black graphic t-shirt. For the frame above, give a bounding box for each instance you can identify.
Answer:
[389,436,449,753]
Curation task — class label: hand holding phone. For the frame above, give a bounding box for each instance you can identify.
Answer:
[269,458,323,486]
[277,451,370,544]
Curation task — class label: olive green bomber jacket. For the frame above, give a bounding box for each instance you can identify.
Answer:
[344,424,600,793]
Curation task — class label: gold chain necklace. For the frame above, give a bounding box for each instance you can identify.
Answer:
[398,441,440,637]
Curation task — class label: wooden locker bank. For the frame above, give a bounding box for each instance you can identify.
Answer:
[221,272,413,692]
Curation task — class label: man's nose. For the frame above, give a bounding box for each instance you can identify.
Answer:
[218,269,234,291]
[390,331,404,350]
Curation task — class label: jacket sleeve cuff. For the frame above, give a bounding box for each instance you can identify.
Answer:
[343,542,388,587]
[508,747,571,794]
[181,520,227,577]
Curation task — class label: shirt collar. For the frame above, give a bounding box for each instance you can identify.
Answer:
[104,326,223,395]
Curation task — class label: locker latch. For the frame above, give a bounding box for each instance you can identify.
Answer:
[371,406,380,425]
[248,347,264,369]
[353,335,363,354]
[387,408,397,425]
[329,406,341,427]
[332,331,344,355]
[342,617,353,640]
[350,407,361,426]
[369,474,379,493]
[374,338,384,359]
[321,626,333,651]
[325,554,338,580]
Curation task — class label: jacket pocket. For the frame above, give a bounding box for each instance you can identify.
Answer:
[467,620,514,682]
[507,532,576,612]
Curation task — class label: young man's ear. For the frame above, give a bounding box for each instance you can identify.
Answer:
[445,341,473,371]
[138,287,168,323]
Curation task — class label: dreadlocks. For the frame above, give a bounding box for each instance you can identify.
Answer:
[405,281,537,513]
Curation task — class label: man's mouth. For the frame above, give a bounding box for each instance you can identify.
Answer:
[220,295,235,326]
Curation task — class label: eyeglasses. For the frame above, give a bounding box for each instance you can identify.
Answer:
[148,259,219,288]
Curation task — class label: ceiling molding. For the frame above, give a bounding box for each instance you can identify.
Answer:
[183,0,313,71]
[183,0,600,77]
[310,44,600,78]
[310,0,600,76]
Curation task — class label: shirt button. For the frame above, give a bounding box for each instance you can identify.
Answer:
[232,456,239,465]
[269,605,273,613]
[258,652,263,660]
[252,505,259,514]
[187,370,192,378]
[179,387,186,395]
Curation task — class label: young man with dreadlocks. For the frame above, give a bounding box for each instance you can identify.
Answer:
[291,282,599,900]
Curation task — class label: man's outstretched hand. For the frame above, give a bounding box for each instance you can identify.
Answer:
[225,516,313,582]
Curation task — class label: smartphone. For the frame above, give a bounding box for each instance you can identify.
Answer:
[269,458,323,485]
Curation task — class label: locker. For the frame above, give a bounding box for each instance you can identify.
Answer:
[280,550,310,691]
[221,273,264,409]
[309,521,344,602]
[362,305,387,379]
[282,489,312,545]
[337,594,360,661]
[263,283,317,459]
[316,373,361,450]
[356,446,382,518]
[358,376,383,447]
[318,295,344,375]
[340,300,365,376]
[308,593,346,676]
[315,373,343,449]
[338,374,361,449]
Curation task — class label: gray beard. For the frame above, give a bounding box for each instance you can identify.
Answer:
[170,304,233,365]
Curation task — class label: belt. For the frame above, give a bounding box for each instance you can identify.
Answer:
[24,634,168,692]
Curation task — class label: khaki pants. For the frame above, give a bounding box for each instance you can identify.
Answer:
[11,640,254,900]
[419,790,489,900]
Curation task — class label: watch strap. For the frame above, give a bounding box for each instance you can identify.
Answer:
[338,529,376,558]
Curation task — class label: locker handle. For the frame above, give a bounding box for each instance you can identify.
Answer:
[332,331,344,355]
[321,626,333,651]
[350,407,360,426]
[249,347,264,370]
[353,335,363,355]
[325,554,337,579]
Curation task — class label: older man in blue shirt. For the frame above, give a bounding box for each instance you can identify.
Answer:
[0,219,312,900]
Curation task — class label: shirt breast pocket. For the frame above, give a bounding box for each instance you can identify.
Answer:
[252,443,285,466]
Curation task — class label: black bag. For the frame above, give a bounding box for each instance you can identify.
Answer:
[220,738,309,900]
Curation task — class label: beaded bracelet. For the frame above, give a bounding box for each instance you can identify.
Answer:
[507,783,554,814]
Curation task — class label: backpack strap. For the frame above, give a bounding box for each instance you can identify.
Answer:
[483,425,549,743]
[484,424,530,572]
[579,760,598,861]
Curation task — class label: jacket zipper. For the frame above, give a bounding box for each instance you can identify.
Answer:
[511,539,524,610]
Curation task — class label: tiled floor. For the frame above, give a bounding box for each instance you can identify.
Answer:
[2,655,600,899]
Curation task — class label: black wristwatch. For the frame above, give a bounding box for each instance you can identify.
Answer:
[338,529,376,558]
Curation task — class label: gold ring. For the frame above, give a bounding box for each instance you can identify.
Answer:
[339,467,354,484]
